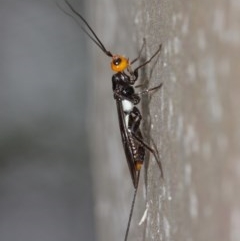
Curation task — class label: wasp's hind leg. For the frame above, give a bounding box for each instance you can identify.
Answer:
[127,107,163,177]
[132,132,163,178]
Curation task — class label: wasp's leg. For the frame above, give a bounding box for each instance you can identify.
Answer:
[113,91,140,105]
[130,38,146,65]
[128,107,142,132]
[136,83,163,96]
[133,44,162,81]
[131,131,163,178]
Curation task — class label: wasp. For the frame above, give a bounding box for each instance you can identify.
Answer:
[63,1,163,240]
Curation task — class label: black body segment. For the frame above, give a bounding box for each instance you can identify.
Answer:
[112,72,145,188]
[115,99,141,188]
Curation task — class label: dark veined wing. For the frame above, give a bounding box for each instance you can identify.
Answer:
[115,99,138,188]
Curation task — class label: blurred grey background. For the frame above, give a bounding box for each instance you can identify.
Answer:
[0,0,95,240]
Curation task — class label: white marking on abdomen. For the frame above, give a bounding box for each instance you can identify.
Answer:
[122,99,134,113]
[125,114,130,129]
[122,100,133,130]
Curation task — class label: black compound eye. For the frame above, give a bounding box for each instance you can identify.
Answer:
[113,57,122,66]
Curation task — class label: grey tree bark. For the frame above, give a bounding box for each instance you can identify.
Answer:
[87,0,240,241]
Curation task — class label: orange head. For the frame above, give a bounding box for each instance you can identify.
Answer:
[111,55,129,72]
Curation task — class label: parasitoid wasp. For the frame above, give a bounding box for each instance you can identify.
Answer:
[63,1,163,240]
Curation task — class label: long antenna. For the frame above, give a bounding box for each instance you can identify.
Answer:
[64,0,113,57]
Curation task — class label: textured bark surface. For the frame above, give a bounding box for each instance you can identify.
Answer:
[88,0,240,241]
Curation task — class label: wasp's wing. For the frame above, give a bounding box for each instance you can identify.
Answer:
[116,100,138,188]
